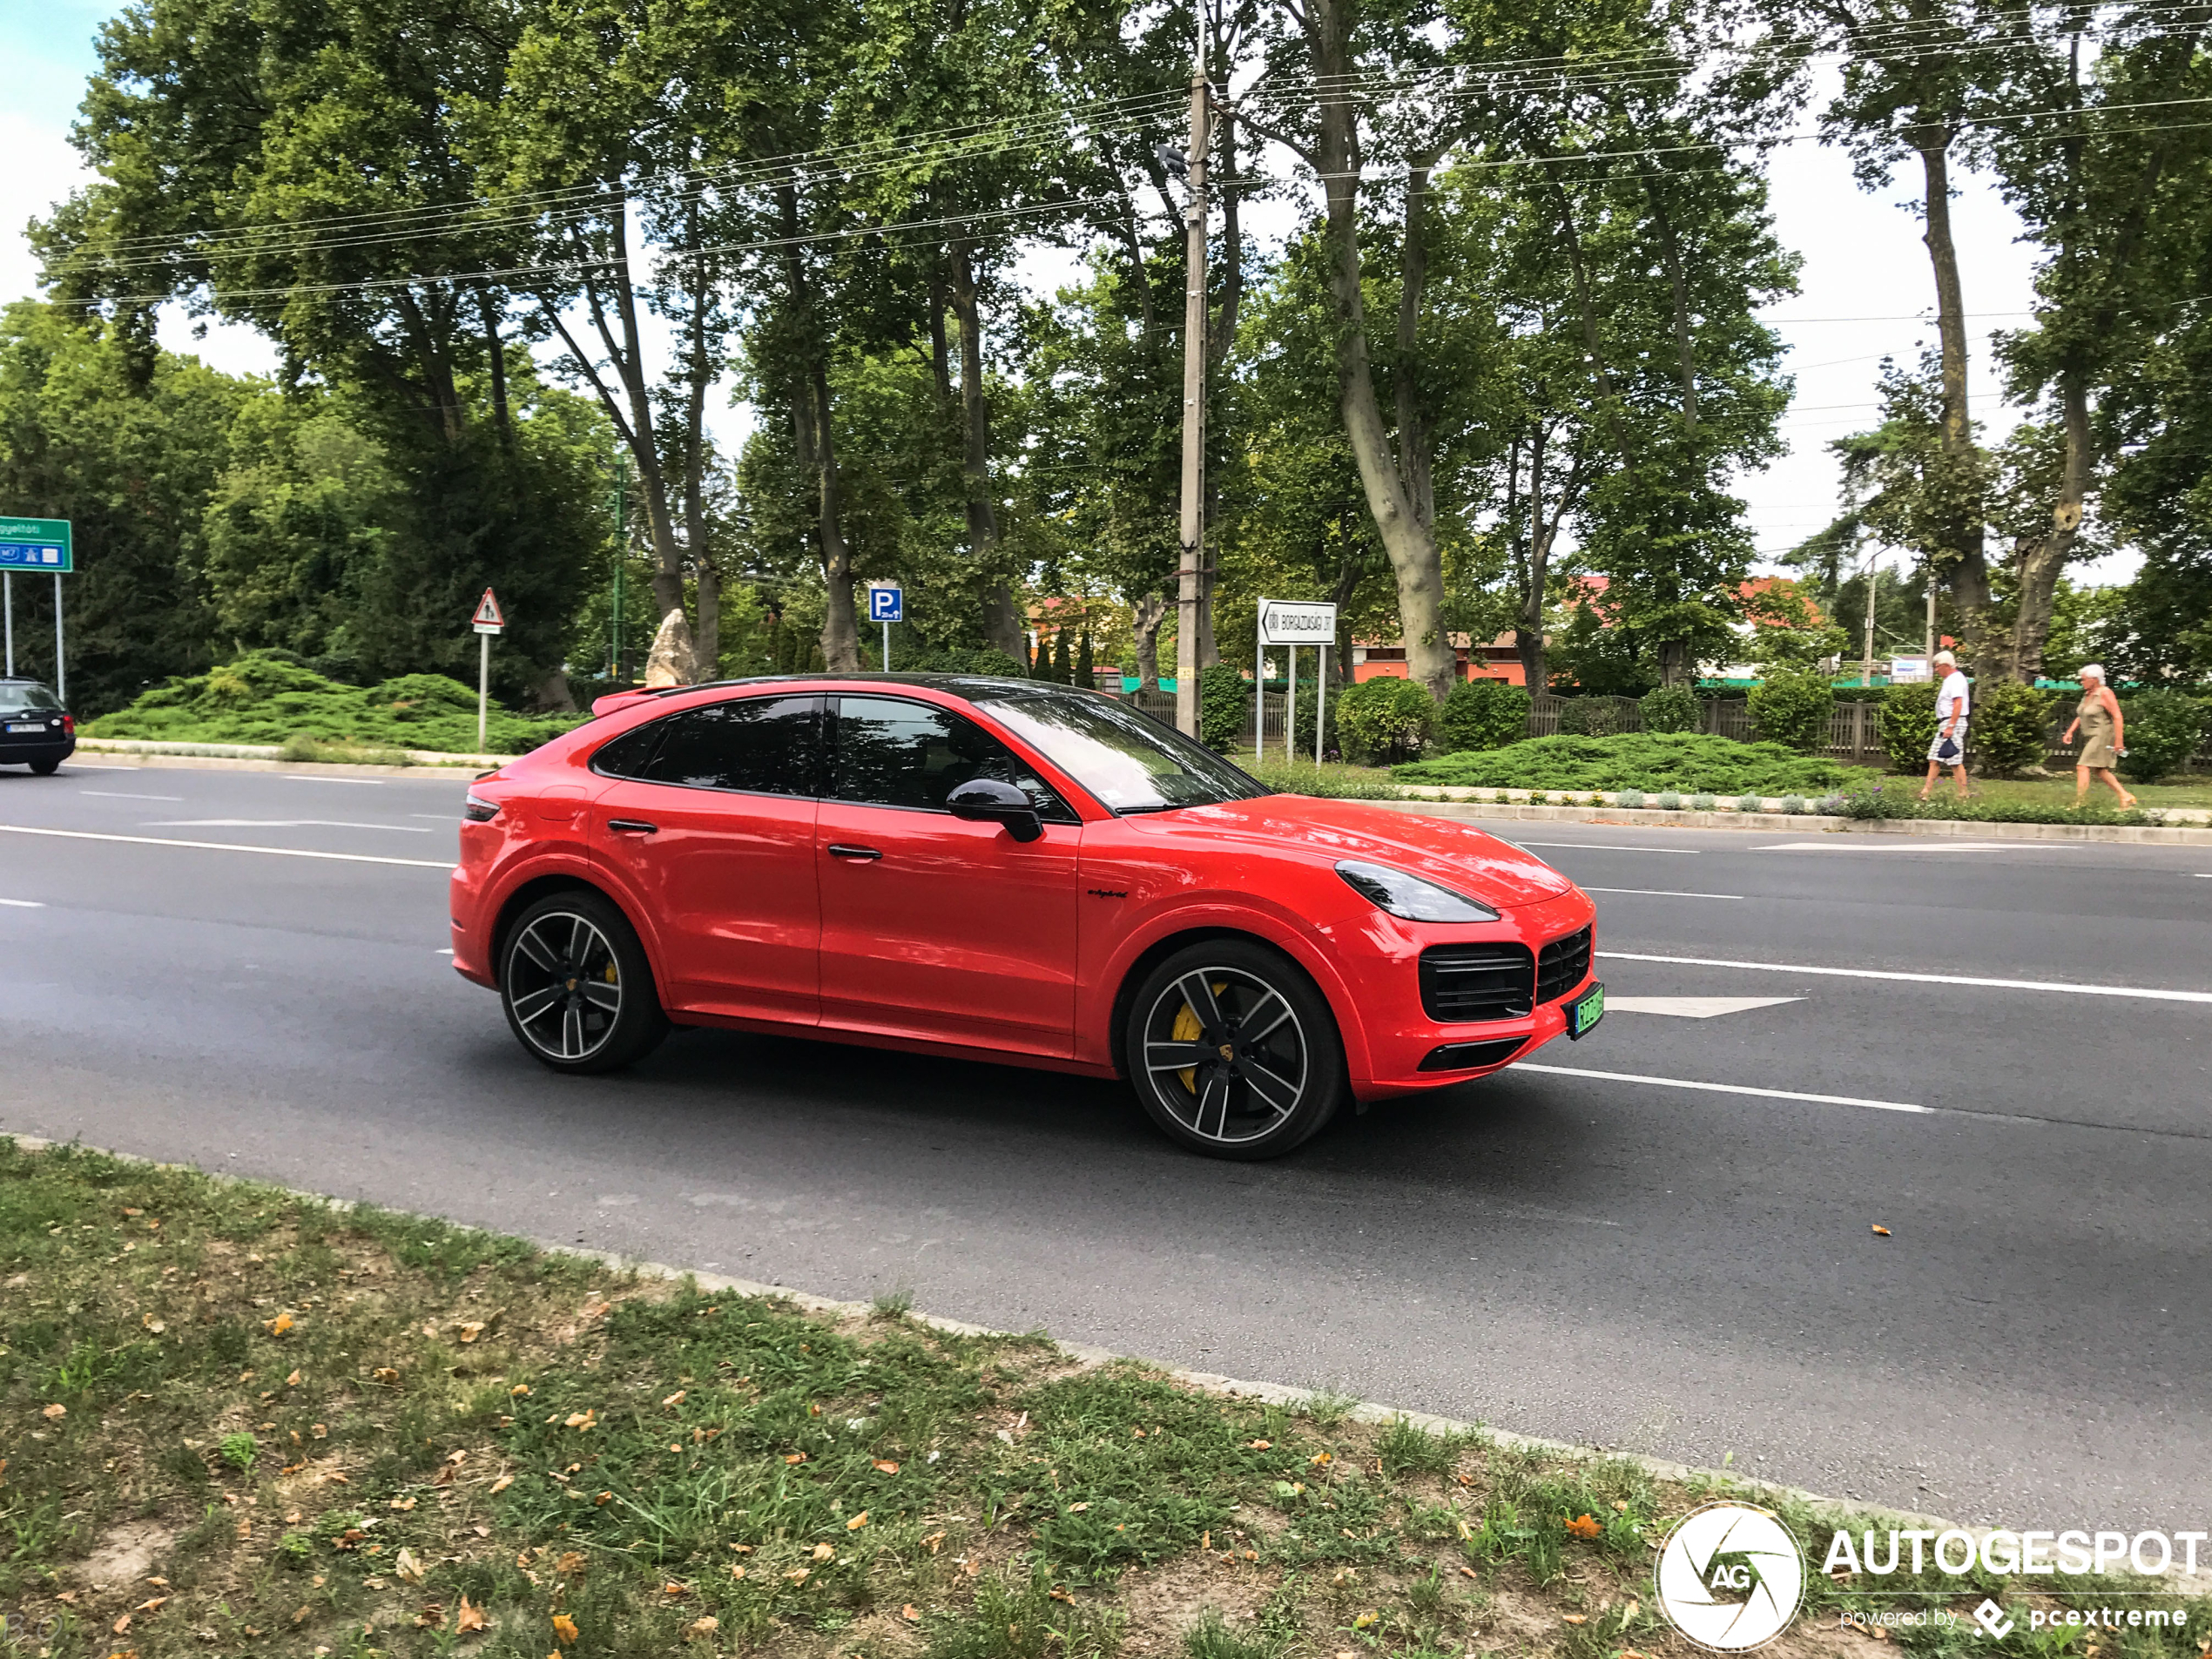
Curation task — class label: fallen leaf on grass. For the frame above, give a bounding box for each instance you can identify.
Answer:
[389,1497,417,1512]
[1310,1451,1332,1466]
[1562,1614,1588,1625]
[112,1615,132,1635]
[784,1453,806,1465]
[662,1390,686,1407]
[42,1404,64,1420]
[550,1612,579,1646]
[873,1459,900,1474]
[811,1542,836,1561]
[1246,1440,1271,1450]
[1353,1611,1379,1629]
[456,1322,484,1343]
[489,1474,515,1494]
[1460,1567,1478,1580]
[266,1312,294,1337]
[921,1532,946,1553]
[901,1605,921,1622]
[395,1548,426,1583]
[1049,1587,1074,1604]
[292,1606,313,1626]
[373,1367,400,1384]
[846,1511,870,1530]
[556,1553,587,1575]
[729,1565,746,1581]
[286,1369,301,1386]
[685,1616,718,1639]
[785,1568,811,1586]
[1566,1514,1602,1539]
[662,1581,689,1598]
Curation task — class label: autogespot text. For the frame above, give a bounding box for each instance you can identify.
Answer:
[1822,1528,2210,1577]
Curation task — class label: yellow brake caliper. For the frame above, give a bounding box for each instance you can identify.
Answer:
[1172,981,1229,1094]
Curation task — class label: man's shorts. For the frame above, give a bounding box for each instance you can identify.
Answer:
[1929,723,1967,765]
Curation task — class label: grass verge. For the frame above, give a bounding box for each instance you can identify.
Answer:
[3,1138,2206,1659]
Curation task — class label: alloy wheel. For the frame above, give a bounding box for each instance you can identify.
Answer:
[1138,966,1311,1148]
[504,910,624,1062]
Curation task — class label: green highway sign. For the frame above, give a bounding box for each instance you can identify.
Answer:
[0,516,72,573]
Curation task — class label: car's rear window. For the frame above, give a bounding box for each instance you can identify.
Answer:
[0,683,61,717]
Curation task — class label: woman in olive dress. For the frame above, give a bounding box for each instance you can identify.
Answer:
[2061,664,2135,808]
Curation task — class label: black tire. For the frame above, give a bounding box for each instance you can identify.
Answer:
[498,890,669,1074]
[1123,940,1347,1159]
[30,759,60,775]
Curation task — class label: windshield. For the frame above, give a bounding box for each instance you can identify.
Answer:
[970,686,1271,813]
[0,683,60,717]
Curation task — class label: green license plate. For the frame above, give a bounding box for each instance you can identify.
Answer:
[1567,982,1604,1039]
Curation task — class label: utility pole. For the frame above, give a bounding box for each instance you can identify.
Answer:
[1862,559,1879,685]
[1172,3,1210,738]
[610,450,628,682]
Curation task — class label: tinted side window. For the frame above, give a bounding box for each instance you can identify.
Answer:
[590,718,666,780]
[832,696,1072,818]
[597,696,821,794]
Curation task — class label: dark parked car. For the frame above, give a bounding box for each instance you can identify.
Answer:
[0,678,75,774]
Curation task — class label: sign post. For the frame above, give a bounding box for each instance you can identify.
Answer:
[471,588,505,750]
[867,582,903,671]
[1256,599,1338,765]
[0,517,73,692]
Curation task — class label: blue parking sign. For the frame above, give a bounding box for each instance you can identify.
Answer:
[867,583,903,623]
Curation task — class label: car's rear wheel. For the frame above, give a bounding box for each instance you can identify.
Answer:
[30,759,59,775]
[499,891,668,1074]
[1124,941,1346,1159]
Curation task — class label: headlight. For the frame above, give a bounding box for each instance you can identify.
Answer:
[1336,859,1499,922]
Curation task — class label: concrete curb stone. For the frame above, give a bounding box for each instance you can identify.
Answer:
[1369,796,2212,846]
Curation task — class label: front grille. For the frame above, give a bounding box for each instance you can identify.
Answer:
[1419,942,1534,1023]
[1537,926,1593,1005]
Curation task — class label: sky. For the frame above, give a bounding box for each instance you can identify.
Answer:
[0,2,2137,603]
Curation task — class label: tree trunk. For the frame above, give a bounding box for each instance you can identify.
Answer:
[475,287,513,455]
[948,244,1024,658]
[1300,0,1453,705]
[1133,593,1168,689]
[682,231,711,684]
[2007,375,2089,683]
[810,361,860,671]
[1917,135,1992,664]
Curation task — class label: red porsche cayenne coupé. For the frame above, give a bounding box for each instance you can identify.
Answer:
[448,675,1601,1158]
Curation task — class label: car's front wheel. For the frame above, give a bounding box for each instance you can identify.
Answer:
[499,891,669,1074]
[1124,941,1346,1159]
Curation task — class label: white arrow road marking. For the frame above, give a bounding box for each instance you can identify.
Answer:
[1515,1062,1931,1114]
[1602,950,2212,1004]
[0,824,451,869]
[1605,996,1803,1018]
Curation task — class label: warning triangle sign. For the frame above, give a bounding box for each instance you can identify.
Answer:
[472,588,504,627]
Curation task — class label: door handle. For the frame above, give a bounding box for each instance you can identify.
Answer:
[607,819,658,834]
[826,843,883,861]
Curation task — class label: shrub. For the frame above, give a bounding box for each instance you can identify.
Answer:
[1691,792,1716,812]
[1878,682,1940,772]
[1780,794,1807,814]
[1656,790,1682,811]
[1558,697,1624,737]
[1291,682,1339,759]
[1973,679,2054,776]
[2118,689,2208,782]
[1640,685,1702,734]
[1336,676,1435,765]
[1197,662,1246,752]
[1747,666,1835,752]
[1840,784,1915,819]
[1737,793,1759,813]
[1393,732,1865,796]
[1438,679,1529,752]
[1616,788,1645,808]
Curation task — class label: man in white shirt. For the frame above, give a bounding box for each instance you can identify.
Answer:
[1919,650,1971,800]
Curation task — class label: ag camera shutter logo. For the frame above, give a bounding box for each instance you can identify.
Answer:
[1655,1501,1807,1651]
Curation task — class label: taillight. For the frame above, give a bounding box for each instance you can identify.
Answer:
[462,793,501,822]
[61,714,75,736]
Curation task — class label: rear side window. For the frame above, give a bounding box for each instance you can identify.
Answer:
[592,696,821,796]
[831,695,1073,819]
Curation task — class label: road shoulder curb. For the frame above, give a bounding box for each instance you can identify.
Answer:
[1368,797,2212,845]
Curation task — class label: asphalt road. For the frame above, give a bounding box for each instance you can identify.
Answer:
[3,758,2209,1528]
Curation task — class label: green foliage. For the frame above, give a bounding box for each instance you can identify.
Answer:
[88,651,580,755]
[1972,680,2054,777]
[1840,786,2152,826]
[1395,733,1865,795]
[1439,680,1530,751]
[1558,697,1628,737]
[1334,677,1436,765]
[1197,663,1247,752]
[1639,685,1702,733]
[1748,667,1836,752]
[1290,682,1339,759]
[2119,690,2209,782]
[1877,682,1941,773]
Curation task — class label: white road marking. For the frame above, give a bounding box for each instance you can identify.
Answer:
[61,762,139,770]
[0,824,451,869]
[80,790,184,801]
[1754,840,2024,853]
[1515,1062,1932,1114]
[435,948,454,954]
[1581,886,1743,900]
[1512,840,1701,853]
[147,818,435,833]
[1605,996,1803,1018]
[0,898,44,907]
[276,774,386,785]
[1602,949,2212,1004]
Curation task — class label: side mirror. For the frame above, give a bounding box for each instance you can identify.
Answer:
[947,778,1045,843]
